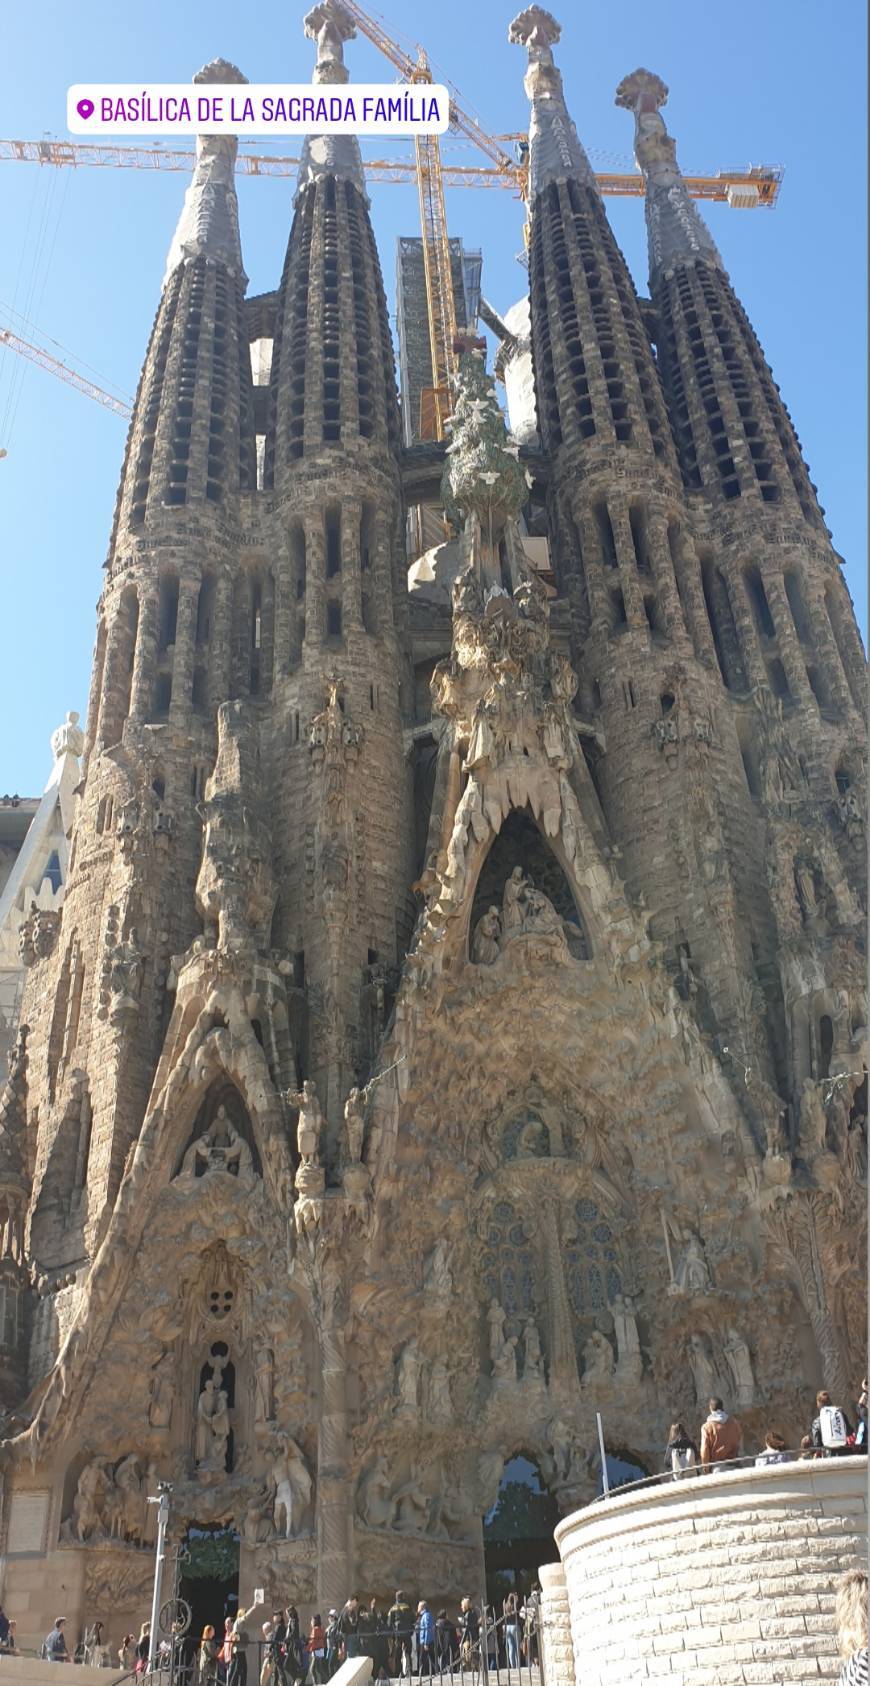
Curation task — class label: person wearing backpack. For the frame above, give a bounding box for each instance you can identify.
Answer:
[811,1389,854,1457]
[663,1421,699,1480]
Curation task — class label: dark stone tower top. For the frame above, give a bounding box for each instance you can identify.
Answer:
[508,7,599,199]
[109,57,255,550]
[509,8,676,474]
[615,69,724,286]
[265,0,400,486]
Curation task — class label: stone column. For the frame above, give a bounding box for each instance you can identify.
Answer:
[129,588,160,722]
[371,511,394,632]
[341,497,363,631]
[607,503,644,626]
[208,573,234,708]
[538,1562,576,1686]
[169,577,200,722]
[304,513,327,646]
[316,1253,352,1612]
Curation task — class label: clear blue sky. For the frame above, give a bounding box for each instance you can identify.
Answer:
[1,0,865,792]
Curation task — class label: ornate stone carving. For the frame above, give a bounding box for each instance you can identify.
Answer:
[18,904,60,966]
[194,1374,231,1473]
[195,700,276,951]
[581,1329,614,1385]
[177,1105,255,1184]
[669,1232,713,1297]
[722,1327,754,1410]
[269,1435,314,1538]
[147,1347,175,1428]
[611,1293,642,1384]
[61,1454,148,1546]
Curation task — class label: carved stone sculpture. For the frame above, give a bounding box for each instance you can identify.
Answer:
[423,1238,453,1298]
[522,1317,545,1380]
[688,1331,719,1406]
[107,928,145,1021]
[255,1347,275,1424]
[472,905,502,965]
[147,1348,175,1429]
[270,1435,313,1539]
[582,1329,615,1385]
[799,1079,829,1157]
[611,1294,643,1384]
[357,1458,395,1531]
[723,1327,755,1410]
[671,1233,713,1296]
[65,1457,111,1543]
[195,1377,231,1472]
[396,1339,424,1410]
[178,1106,254,1183]
[287,1081,323,1167]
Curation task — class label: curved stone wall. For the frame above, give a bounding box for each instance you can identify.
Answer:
[554,1455,867,1685]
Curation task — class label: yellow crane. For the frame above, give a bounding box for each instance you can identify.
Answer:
[0,323,132,422]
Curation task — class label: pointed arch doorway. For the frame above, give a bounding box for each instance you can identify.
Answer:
[482,1454,560,1609]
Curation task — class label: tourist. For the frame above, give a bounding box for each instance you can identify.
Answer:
[435,1610,456,1675]
[503,1593,520,1669]
[325,1610,341,1677]
[0,1606,10,1650]
[458,1598,479,1670]
[663,1421,699,1479]
[284,1606,304,1684]
[755,1429,791,1465]
[219,1617,236,1679]
[135,1621,151,1674]
[119,1634,137,1671]
[307,1613,327,1685]
[520,1592,540,1667]
[198,1624,219,1684]
[42,1616,69,1663]
[853,1379,867,1451]
[699,1397,742,1470]
[259,1621,277,1686]
[84,1620,110,1666]
[416,1602,435,1677]
[388,1590,412,1678]
[835,1569,868,1685]
[3,1622,17,1657]
[228,1606,253,1686]
[367,1599,389,1681]
[811,1389,854,1456]
[338,1595,361,1660]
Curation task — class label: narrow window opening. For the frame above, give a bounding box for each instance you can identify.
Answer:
[595,501,618,567]
[611,588,627,629]
[195,576,214,646]
[157,577,179,652]
[192,666,207,708]
[745,565,776,638]
[293,951,306,988]
[818,1015,834,1080]
[767,658,791,701]
[327,600,342,638]
[660,691,675,715]
[325,507,341,578]
[629,506,650,573]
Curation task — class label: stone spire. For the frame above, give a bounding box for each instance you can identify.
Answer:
[615,69,724,285]
[508,7,598,199]
[163,60,249,288]
[296,1,368,204]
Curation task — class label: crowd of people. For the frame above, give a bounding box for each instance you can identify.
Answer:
[192,1592,536,1686]
[662,1379,868,1479]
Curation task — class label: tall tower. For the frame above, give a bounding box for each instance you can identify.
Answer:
[263,0,412,1141]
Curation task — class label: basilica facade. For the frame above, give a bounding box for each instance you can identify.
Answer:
[0,0,865,1646]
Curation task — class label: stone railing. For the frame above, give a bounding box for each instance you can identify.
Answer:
[548,1454,867,1685]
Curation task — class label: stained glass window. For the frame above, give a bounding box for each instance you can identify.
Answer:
[564,1198,621,1322]
[481,1200,536,1332]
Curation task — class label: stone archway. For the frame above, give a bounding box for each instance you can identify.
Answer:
[483,1452,560,1610]
[469,806,591,961]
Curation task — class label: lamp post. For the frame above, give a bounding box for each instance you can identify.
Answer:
[146,1480,173,1671]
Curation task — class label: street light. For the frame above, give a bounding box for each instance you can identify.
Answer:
[146,1481,173,1672]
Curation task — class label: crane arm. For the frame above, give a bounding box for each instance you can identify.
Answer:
[0,326,132,419]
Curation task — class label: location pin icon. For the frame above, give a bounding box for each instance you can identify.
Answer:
[76,98,95,120]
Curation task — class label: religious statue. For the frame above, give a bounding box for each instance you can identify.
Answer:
[502,866,530,934]
[428,1360,453,1421]
[64,1457,110,1543]
[255,1347,275,1424]
[722,1328,754,1410]
[108,927,145,1019]
[285,1081,324,1167]
[472,905,502,965]
[396,1340,424,1411]
[611,1294,643,1384]
[271,1436,313,1539]
[242,1485,273,1548]
[688,1332,718,1406]
[492,1334,519,1385]
[672,1233,713,1297]
[487,1297,507,1360]
[147,1348,175,1429]
[581,1329,615,1385]
[111,1455,143,1544]
[178,1105,254,1182]
[423,1239,453,1298]
[522,1317,544,1381]
[357,1458,395,1531]
[393,1463,431,1535]
[516,1119,549,1159]
[795,861,824,930]
[343,1086,368,1165]
[195,1377,231,1472]
[546,1417,588,1489]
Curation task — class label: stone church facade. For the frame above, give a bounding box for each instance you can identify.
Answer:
[0,1,865,1643]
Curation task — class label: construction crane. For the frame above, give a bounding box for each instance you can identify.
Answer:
[0,139,784,205]
[0,324,132,422]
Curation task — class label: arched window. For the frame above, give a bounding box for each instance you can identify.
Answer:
[481,1200,536,1335]
[564,1197,622,1324]
[470,808,591,960]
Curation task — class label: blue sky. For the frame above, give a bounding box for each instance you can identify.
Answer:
[1,0,865,792]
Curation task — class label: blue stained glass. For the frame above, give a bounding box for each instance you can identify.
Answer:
[494,1201,514,1223]
[593,1223,612,1243]
[585,1245,597,1259]
[603,1247,617,1262]
[576,1198,598,1222]
[606,1267,622,1301]
[588,1266,603,1308]
[509,1223,526,1246]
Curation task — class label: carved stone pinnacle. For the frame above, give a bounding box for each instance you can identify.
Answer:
[615,69,669,116]
[508,6,561,51]
[194,59,248,87]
